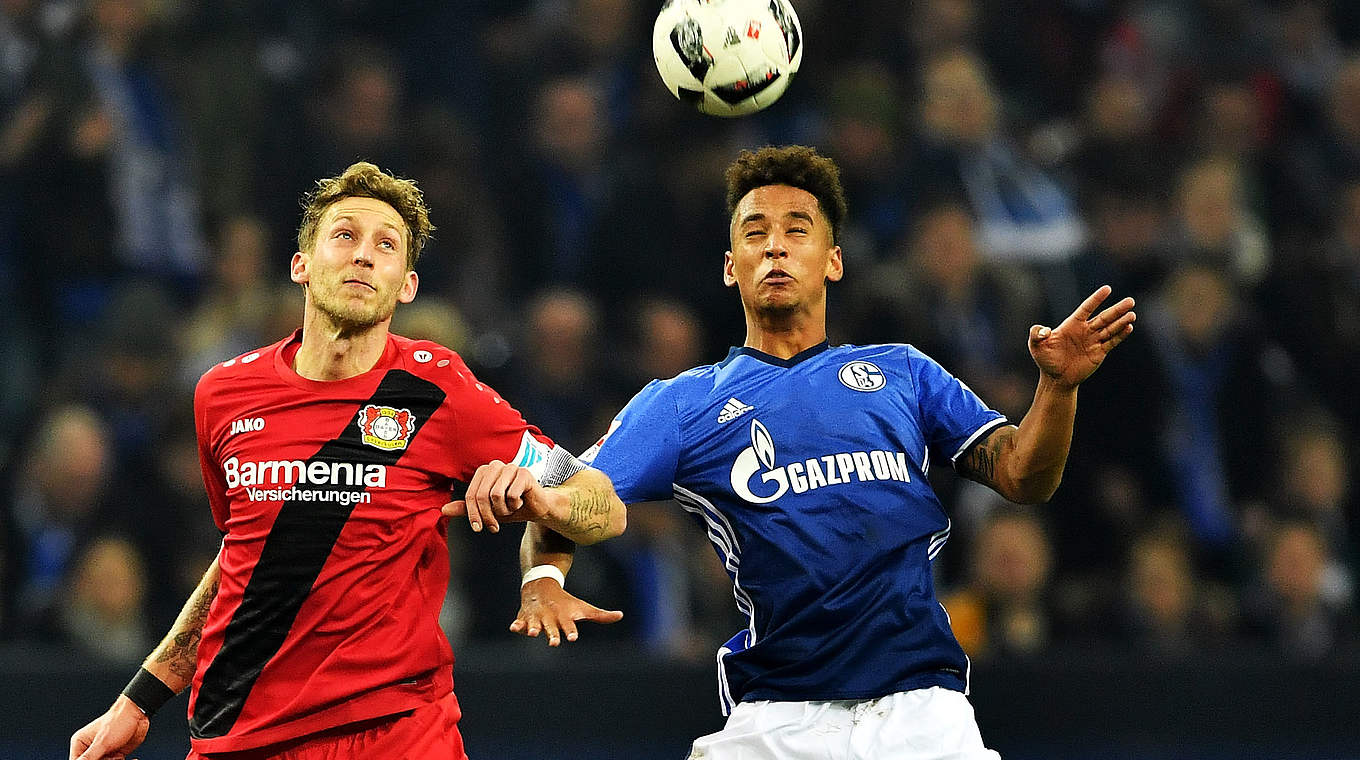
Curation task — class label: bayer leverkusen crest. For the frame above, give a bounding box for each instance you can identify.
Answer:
[357,405,415,450]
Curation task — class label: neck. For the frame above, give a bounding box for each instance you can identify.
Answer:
[292,304,390,381]
[742,308,828,360]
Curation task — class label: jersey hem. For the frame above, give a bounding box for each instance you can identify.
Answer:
[736,672,967,706]
[189,679,448,753]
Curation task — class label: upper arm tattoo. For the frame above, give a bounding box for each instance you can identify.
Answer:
[958,426,1015,491]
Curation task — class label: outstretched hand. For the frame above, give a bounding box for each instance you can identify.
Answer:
[1029,285,1136,389]
[511,578,623,646]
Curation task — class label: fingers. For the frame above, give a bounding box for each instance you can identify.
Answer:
[440,500,466,518]
[461,467,490,533]
[512,596,624,646]
[496,468,539,522]
[1105,322,1135,350]
[514,607,565,646]
[461,462,537,533]
[1098,308,1137,342]
[74,733,107,760]
[1071,284,1113,321]
[1088,296,1137,331]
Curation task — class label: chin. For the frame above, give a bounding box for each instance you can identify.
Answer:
[317,299,394,330]
[753,299,799,318]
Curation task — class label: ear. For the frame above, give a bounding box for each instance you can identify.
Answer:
[825,245,844,283]
[397,270,419,304]
[290,252,309,285]
[722,250,737,288]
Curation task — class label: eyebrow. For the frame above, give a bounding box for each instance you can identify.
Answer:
[330,214,403,236]
[739,210,816,226]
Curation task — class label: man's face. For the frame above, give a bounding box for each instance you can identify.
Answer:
[724,184,842,316]
[291,197,418,328]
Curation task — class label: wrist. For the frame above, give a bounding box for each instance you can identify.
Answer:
[1038,372,1081,395]
[521,564,565,588]
[122,667,176,717]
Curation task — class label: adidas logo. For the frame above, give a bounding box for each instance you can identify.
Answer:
[717,397,754,424]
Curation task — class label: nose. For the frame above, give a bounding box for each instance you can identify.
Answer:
[763,231,788,259]
[353,244,375,268]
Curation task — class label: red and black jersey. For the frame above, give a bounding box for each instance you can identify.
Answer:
[188,330,559,753]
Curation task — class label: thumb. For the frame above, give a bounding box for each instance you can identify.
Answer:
[440,500,466,518]
[583,606,625,624]
[1028,324,1051,345]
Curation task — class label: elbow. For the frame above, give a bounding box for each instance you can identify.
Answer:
[1002,469,1063,505]
[1007,487,1056,506]
[603,497,627,540]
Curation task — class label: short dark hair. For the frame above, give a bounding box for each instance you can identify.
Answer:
[297,161,434,269]
[724,145,848,244]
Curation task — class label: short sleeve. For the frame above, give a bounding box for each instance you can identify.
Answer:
[444,361,563,484]
[580,379,681,503]
[907,346,1009,465]
[194,375,231,533]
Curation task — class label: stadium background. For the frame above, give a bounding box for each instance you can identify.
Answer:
[2,0,1359,757]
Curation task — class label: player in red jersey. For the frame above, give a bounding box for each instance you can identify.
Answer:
[69,161,627,760]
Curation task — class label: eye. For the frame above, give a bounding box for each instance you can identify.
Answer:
[744,229,765,239]
[788,226,808,235]
[334,230,353,240]
[379,239,396,250]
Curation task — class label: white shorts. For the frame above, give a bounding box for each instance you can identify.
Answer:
[687,687,1002,760]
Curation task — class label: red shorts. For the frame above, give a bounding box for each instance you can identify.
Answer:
[186,692,467,760]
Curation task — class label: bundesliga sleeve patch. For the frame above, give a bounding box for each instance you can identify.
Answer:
[357,405,416,450]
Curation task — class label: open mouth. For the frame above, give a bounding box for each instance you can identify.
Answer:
[763,270,793,284]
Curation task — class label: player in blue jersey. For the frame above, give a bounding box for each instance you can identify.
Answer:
[494,145,1136,758]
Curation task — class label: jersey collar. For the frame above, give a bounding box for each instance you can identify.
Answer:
[726,340,831,368]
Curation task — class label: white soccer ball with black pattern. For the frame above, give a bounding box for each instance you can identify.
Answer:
[652,0,803,117]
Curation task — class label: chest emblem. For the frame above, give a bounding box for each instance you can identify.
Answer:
[357,405,416,450]
[838,360,886,392]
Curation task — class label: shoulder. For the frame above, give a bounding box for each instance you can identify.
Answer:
[195,335,289,392]
[390,334,463,371]
[830,342,919,360]
[635,362,718,408]
[388,334,478,389]
[824,342,929,373]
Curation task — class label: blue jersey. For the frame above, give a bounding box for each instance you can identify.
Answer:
[583,341,1008,713]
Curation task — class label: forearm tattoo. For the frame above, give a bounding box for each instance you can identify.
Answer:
[154,574,219,681]
[565,490,612,538]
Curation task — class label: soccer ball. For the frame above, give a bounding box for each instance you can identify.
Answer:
[652,0,804,117]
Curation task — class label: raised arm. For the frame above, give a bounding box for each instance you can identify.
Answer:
[70,553,221,760]
[958,285,1136,504]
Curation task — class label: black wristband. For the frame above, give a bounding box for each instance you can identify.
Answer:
[121,667,176,717]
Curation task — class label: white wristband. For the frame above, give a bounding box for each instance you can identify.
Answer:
[521,564,566,588]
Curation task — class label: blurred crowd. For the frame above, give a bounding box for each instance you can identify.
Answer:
[1,0,1358,669]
